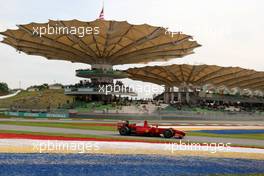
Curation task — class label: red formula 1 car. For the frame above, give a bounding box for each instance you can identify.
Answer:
[117,120,185,139]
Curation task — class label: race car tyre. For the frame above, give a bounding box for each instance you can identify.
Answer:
[163,129,174,138]
[119,127,130,136]
[178,135,183,139]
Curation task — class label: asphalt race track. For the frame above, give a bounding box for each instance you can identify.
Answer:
[0,122,263,146]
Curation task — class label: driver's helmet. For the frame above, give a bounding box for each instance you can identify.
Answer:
[123,120,129,126]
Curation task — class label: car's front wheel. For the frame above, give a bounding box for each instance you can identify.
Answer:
[119,127,130,136]
[178,135,184,139]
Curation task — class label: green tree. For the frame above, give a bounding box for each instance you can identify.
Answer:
[0,82,9,93]
[37,83,48,90]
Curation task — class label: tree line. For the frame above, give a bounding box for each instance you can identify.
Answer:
[0,82,9,95]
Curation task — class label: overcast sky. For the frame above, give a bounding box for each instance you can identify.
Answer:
[0,0,263,98]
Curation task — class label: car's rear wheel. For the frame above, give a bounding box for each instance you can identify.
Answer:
[119,127,130,136]
[163,129,174,138]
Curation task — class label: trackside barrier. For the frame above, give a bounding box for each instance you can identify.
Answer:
[2,110,264,121]
[4,111,69,118]
[0,108,8,113]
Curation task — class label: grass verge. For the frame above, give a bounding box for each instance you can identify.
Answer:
[0,121,115,131]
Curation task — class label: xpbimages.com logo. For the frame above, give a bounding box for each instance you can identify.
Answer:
[164,141,232,154]
[98,83,162,95]
[33,141,100,153]
[32,24,100,37]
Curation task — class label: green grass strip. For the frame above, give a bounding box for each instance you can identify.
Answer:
[0,121,116,131]
[188,132,264,140]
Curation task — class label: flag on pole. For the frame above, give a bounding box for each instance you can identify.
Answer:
[98,5,104,20]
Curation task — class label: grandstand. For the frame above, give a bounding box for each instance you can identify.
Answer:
[0,19,263,114]
[126,64,264,113]
[0,19,200,103]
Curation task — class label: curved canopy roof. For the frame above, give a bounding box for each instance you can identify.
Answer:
[0,19,200,65]
[125,64,264,91]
